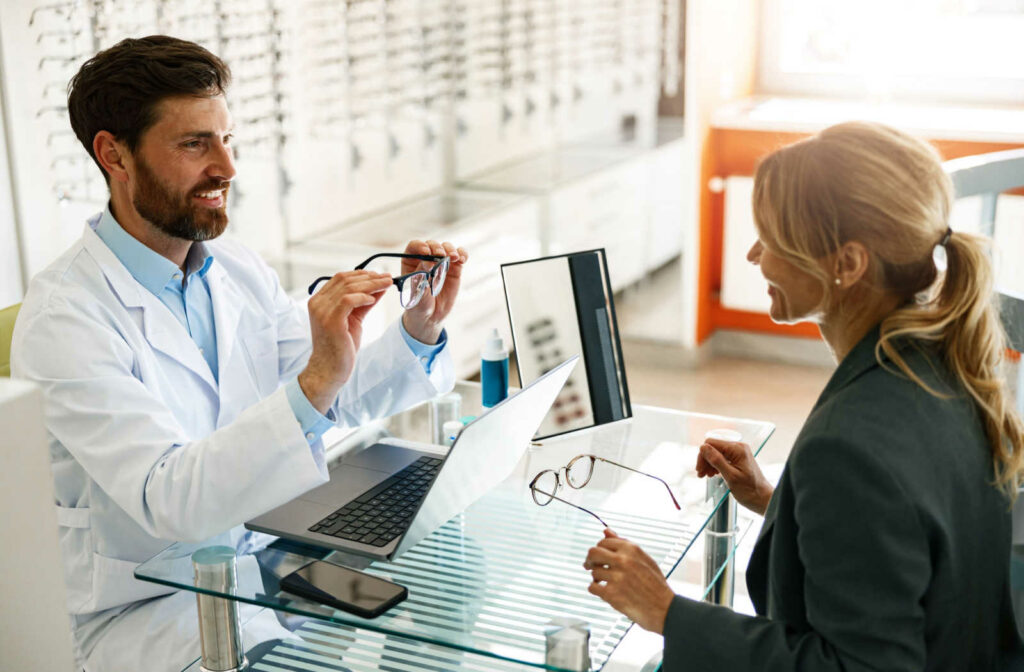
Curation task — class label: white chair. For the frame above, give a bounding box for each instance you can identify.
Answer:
[0,379,78,670]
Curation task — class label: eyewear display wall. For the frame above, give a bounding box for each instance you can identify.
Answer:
[3,0,681,286]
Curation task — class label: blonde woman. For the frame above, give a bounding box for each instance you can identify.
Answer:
[584,122,1024,670]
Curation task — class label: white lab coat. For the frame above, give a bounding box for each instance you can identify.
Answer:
[11,219,453,670]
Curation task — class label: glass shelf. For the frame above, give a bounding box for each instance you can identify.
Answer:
[139,386,773,672]
[458,148,639,194]
[288,189,528,252]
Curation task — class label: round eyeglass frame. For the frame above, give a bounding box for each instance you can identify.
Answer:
[528,454,682,527]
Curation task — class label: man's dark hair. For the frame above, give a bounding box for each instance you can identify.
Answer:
[68,35,231,182]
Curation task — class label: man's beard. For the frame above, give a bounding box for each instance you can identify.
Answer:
[132,157,230,242]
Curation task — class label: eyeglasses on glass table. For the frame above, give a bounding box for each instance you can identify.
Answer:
[530,454,681,527]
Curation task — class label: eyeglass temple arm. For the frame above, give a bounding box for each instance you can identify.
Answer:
[533,489,608,527]
[307,276,330,295]
[596,457,682,510]
[354,253,444,270]
[308,268,411,295]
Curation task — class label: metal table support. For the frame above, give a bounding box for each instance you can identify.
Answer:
[192,547,248,672]
[704,475,738,607]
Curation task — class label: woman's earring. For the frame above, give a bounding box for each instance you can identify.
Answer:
[834,278,842,286]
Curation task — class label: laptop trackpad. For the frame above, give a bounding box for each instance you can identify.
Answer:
[299,443,419,507]
[341,442,421,471]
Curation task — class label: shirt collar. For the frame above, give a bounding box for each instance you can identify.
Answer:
[92,205,214,296]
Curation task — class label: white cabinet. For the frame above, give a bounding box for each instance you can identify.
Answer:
[460,128,689,296]
[546,155,651,290]
[646,138,688,271]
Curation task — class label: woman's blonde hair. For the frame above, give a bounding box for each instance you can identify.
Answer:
[752,121,1024,499]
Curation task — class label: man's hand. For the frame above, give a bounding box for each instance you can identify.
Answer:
[584,529,676,634]
[299,270,392,414]
[400,239,468,344]
[696,438,774,515]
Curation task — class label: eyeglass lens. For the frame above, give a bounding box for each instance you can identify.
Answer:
[565,455,595,489]
[400,257,448,309]
[531,470,558,506]
[430,257,449,295]
[400,273,431,309]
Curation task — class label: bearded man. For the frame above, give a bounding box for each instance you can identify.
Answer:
[11,35,467,671]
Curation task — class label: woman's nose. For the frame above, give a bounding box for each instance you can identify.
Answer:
[747,240,763,265]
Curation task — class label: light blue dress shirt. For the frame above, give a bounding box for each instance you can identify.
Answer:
[93,206,446,445]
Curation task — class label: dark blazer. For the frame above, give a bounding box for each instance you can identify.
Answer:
[663,327,1022,671]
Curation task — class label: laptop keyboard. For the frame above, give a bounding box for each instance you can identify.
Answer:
[307,456,444,547]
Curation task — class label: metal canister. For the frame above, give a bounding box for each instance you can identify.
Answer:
[192,546,247,672]
[544,617,591,671]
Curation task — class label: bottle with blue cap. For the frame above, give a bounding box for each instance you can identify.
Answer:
[481,328,509,408]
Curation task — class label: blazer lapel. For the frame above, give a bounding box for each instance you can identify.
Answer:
[756,474,783,543]
[746,326,889,614]
[82,226,219,394]
[751,329,882,541]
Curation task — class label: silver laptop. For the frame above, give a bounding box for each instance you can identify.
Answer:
[246,356,578,560]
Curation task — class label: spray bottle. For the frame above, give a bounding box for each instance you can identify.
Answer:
[481,328,509,408]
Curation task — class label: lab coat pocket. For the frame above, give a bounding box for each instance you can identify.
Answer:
[242,325,279,396]
[90,551,176,613]
[55,504,94,614]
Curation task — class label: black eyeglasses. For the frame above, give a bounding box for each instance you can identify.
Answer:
[529,454,681,527]
[308,253,449,309]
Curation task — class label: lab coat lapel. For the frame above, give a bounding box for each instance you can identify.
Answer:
[143,308,219,393]
[82,226,219,394]
[206,262,244,378]
[205,262,248,424]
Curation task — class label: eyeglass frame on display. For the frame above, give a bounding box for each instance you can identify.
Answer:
[307,253,449,310]
[528,454,681,527]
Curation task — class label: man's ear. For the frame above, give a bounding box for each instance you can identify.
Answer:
[834,241,870,289]
[93,131,130,184]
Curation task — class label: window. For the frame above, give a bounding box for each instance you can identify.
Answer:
[759,0,1024,104]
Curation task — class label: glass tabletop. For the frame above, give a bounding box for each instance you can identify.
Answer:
[137,385,773,672]
[178,515,757,672]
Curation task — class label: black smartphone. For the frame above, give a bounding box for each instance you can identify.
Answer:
[280,561,407,619]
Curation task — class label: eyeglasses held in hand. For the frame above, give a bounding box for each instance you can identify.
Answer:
[308,253,449,309]
[529,454,681,527]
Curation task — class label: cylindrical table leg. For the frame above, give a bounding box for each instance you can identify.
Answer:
[192,547,248,672]
[703,475,737,607]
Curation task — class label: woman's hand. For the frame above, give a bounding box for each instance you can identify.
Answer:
[400,239,468,344]
[696,438,774,515]
[583,529,676,634]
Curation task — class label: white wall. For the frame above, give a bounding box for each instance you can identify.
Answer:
[0,27,23,306]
